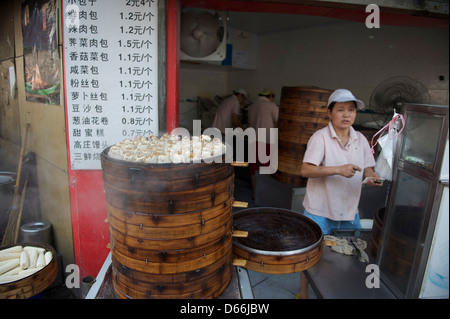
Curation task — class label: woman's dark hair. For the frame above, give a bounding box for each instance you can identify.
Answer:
[328,101,357,111]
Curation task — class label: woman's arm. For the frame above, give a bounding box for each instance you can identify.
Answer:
[301,162,362,179]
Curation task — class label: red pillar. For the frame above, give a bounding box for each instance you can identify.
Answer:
[166,0,180,132]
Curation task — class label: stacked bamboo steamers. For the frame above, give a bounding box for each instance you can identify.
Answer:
[274,86,332,187]
[101,134,235,299]
[102,133,324,299]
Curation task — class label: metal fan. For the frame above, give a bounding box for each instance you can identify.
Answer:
[180,9,227,62]
[369,76,430,125]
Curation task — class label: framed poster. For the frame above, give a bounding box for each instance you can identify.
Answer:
[22,0,61,105]
[62,0,159,170]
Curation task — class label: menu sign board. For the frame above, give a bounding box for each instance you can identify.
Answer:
[63,0,159,170]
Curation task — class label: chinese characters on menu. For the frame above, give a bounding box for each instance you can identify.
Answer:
[63,0,159,169]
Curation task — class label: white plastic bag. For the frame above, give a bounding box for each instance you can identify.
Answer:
[374,134,395,180]
[371,112,405,181]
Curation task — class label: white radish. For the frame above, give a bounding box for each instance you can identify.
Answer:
[36,251,45,268]
[28,249,38,268]
[18,266,43,276]
[20,251,30,269]
[1,266,22,277]
[0,266,43,284]
[24,246,45,254]
[0,246,22,254]
[0,252,22,262]
[0,258,20,276]
[44,251,53,265]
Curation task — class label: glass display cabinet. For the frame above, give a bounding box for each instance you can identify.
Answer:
[378,103,449,298]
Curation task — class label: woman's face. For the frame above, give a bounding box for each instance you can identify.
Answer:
[328,101,357,131]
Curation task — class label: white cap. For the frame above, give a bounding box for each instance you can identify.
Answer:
[327,89,365,110]
[233,89,249,99]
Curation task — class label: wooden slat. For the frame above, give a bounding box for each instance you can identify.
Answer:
[108,206,231,240]
[113,252,231,295]
[231,161,248,167]
[101,148,232,182]
[232,258,247,267]
[280,98,329,109]
[231,230,248,238]
[233,242,322,266]
[234,250,322,274]
[111,248,231,284]
[232,201,248,208]
[105,184,233,214]
[110,232,231,263]
[109,216,232,251]
[112,258,231,299]
[112,239,231,275]
[107,199,232,227]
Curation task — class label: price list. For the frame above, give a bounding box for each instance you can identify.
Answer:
[63,0,159,170]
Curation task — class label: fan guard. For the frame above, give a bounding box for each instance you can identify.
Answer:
[180,9,227,62]
[369,76,430,124]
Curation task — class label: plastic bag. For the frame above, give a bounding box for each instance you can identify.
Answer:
[371,112,405,181]
[374,134,395,180]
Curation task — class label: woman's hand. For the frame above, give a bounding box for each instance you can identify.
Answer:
[365,177,384,186]
[338,164,362,178]
[363,168,384,186]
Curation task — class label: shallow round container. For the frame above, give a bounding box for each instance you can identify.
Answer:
[232,207,323,274]
[0,242,57,299]
[101,146,234,299]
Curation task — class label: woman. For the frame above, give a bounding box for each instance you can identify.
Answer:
[298,89,382,298]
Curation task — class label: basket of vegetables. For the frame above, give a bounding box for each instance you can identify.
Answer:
[0,242,57,299]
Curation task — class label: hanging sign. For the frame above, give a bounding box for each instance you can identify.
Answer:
[62,0,159,170]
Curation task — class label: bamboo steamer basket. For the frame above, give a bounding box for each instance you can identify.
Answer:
[101,146,234,299]
[0,242,57,299]
[274,87,332,187]
[232,208,323,274]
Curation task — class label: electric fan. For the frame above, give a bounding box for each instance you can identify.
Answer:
[180,9,227,62]
[369,76,430,125]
